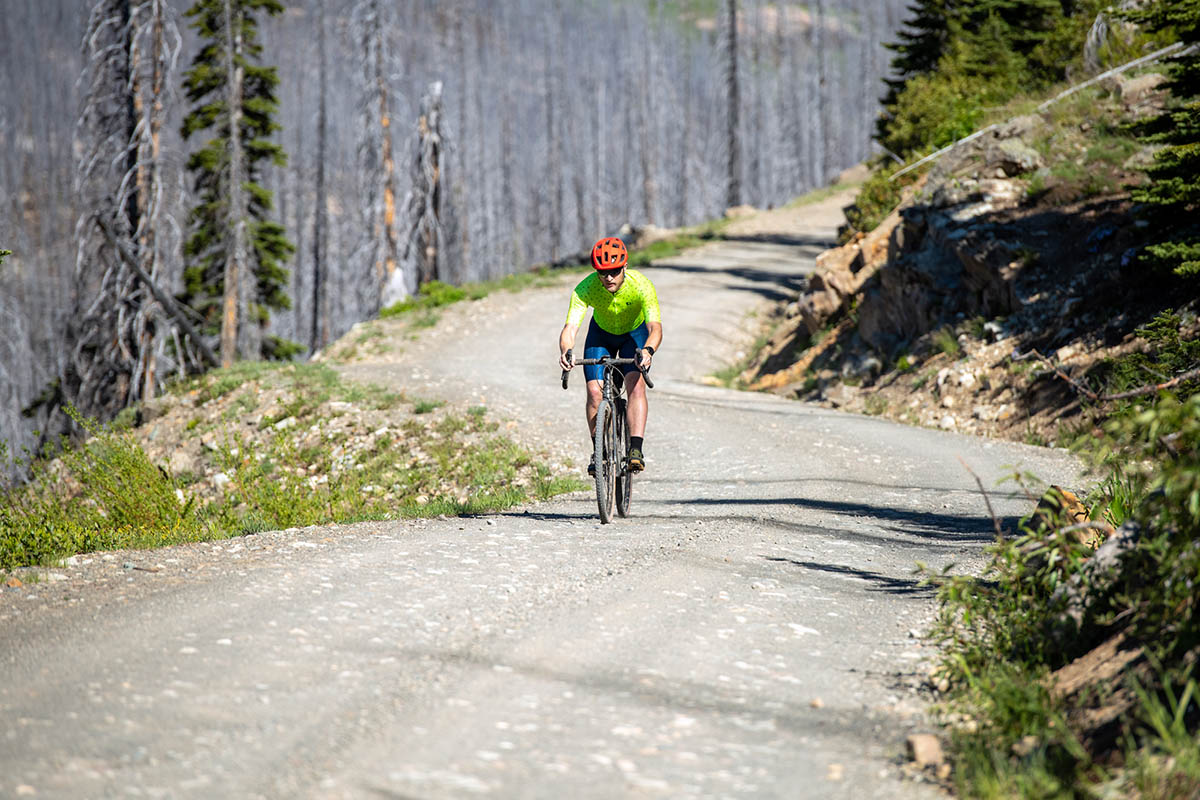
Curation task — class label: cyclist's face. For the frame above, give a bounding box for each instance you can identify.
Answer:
[599,268,625,293]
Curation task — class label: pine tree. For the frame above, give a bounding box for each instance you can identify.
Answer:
[1127,0,1200,277]
[180,0,295,364]
[961,0,1064,55]
[878,0,1068,155]
[880,0,957,100]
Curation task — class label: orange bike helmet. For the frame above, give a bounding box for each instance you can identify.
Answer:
[591,237,628,271]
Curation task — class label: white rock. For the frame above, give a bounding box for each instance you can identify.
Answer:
[274,416,297,431]
[941,395,955,409]
[957,371,977,389]
[972,405,997,422]
[939,415,957,430]
[212,472,232,489]
[936,367,953,388]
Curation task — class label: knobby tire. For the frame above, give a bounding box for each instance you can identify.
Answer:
[594,400,616,523]
[615,397,631,517]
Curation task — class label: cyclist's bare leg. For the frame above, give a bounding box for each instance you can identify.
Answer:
[586,379,603,435]
[624,371,647,438]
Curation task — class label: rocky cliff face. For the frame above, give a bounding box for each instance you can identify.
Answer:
[741,73,1188,445]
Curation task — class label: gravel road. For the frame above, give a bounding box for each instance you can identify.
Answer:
[0,191,1082,798]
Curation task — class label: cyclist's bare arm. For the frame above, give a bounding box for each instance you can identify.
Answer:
[640,321,663,370]
[559,323,579,371]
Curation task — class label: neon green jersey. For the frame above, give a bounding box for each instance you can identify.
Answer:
[565,269,661,334]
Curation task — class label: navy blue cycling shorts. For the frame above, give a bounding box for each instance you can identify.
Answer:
[583,319,649,383]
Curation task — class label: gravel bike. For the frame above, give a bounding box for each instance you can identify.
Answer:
[561,348,654,523]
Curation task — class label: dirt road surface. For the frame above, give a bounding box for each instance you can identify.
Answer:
[0,188,1081,798]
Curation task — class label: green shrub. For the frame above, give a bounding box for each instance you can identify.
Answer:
[841,162,913,240]
[0,412,205,569]
[931,389,1200,794]
[932,326,962,359]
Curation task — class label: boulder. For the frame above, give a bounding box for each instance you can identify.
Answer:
[985,138,1043,177]
[168,449,197,477]
[906,733,945,768]
[1117,72,1168,106]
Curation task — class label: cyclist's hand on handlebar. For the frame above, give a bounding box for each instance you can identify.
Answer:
[637,349,652,371]
[559,349,574,371]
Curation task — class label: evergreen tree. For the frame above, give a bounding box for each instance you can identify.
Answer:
[961,0,1064,56]
[879,0,958,120]
[1127,0,1200,277]
[180,0,294,363]
[878,0,1069,155]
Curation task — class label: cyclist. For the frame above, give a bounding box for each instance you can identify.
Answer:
[558,236,662,474]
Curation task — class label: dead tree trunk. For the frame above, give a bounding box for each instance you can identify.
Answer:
[722,0,741,209]
[403,81,446,289]
[68,0,189,422]
[311,0,328,352]
[353,0,402,307]
[221,0,251,365]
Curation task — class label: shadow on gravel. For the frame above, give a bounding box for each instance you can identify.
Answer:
[717,232,837,248]
[647,262,811,301]
[680,495,1013,543]
[376,643,912,745]
[765,557,935,596]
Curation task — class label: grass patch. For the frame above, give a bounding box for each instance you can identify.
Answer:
[864,394,888,416]
[1,367,581,570]
[710,331,770,389]
[932,326,963,359]
[0,411,206,569]
[380,268,571,320]
[926,388,1200,795]
[412,398,444,414]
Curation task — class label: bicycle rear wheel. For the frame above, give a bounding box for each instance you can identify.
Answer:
[594,400,616,523]
[615,397,632,517]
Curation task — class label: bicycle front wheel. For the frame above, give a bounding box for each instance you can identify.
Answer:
[615,396,632,518]
[594,399,617,523]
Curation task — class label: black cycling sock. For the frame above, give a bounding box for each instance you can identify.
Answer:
[630,436,644,453]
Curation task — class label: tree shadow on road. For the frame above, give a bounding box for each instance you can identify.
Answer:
[675,495,1012,544]
[763,557,936,597]
[646,261,811,301]
[717,232,837,248]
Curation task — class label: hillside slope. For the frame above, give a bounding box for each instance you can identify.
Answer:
[735,71,1196,449]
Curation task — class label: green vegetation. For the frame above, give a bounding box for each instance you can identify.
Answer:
[876,0,1150,160]
[380,228,734,322]
[0,364,583,570]
[380,269,568,319]
[850,0,1165,236]
[180,0,295,359]
[929,386,1200,795]
[927,309,1200,793]
[1127,1,1200,278]
[1097,309,1200,403]
[1,412,206,569]
[710,330,770,389]
[932,326,962,359]
[864,394,889,416]
[841,162,916,241]
[626,234,710,268]
[412,398,444,414]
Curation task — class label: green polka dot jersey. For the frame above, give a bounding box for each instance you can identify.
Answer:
[565,269,661,334]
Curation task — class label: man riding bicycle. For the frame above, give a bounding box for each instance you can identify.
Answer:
[558,237,662,474]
